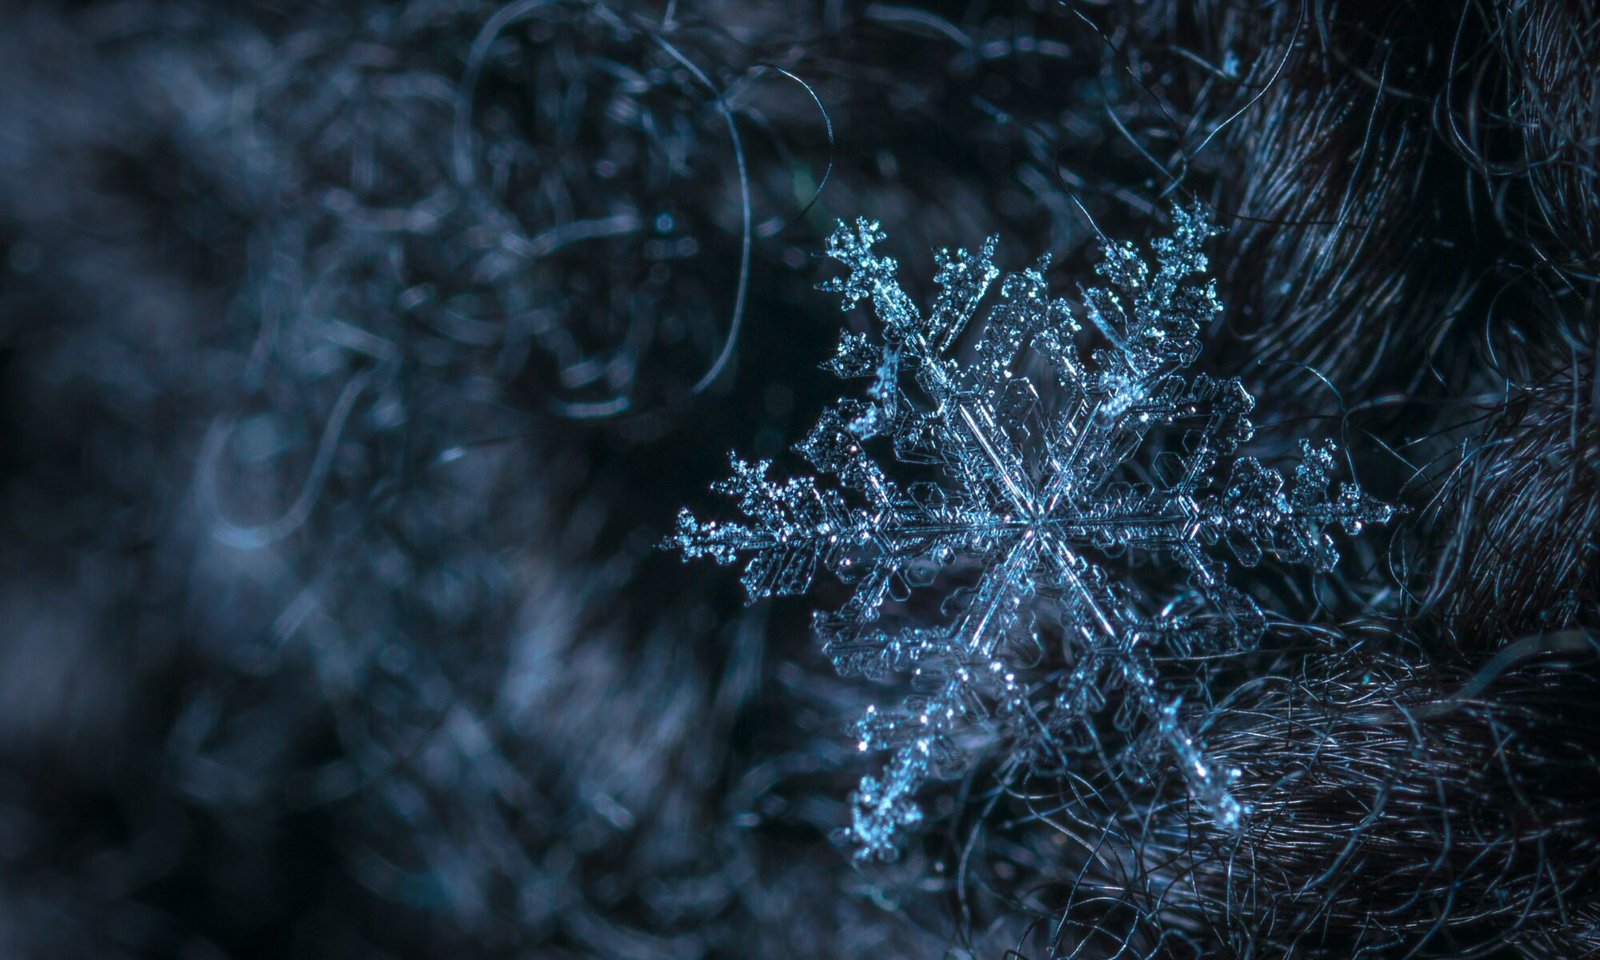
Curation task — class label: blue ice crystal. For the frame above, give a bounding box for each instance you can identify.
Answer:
[669,205,1394,858]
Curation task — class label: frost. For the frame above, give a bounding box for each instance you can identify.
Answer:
[669,205,1395,859]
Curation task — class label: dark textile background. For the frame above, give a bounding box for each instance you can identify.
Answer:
[0,1,1594,957]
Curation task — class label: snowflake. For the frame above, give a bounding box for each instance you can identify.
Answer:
[668,204,1395,858]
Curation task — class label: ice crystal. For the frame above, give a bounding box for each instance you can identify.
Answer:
[669,205,1395,858]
